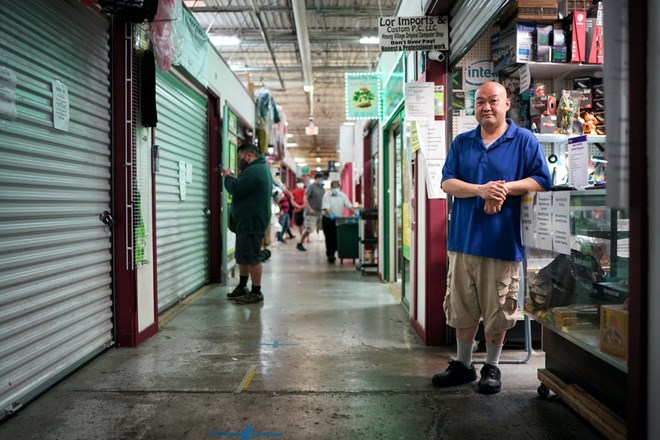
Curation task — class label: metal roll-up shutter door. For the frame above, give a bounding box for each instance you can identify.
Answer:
[449,0,509,67]
[155,70,209,312]
[0,1,113,417]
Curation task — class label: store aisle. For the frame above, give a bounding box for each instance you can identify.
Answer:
[0,234,602,439]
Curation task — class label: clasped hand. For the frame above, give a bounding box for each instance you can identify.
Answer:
[479,180,507,215]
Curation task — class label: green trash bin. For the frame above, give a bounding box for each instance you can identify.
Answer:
[336,217,359,263]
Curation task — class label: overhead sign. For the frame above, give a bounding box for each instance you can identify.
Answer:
[378,16,449,53]
[345,72,381,120]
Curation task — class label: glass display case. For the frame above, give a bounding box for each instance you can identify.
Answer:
[523,189,629,423]
[524,189,630,372]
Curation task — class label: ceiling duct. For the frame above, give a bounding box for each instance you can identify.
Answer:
[291,0,314,93]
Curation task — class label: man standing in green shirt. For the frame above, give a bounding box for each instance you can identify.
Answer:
[222,143,273,304]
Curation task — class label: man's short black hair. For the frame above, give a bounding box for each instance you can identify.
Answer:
[237,143,260,156]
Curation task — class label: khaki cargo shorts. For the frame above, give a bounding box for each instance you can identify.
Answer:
[443,251,520,334]
[303,213,321,233]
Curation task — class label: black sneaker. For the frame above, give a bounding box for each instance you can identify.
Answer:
[226,286,249,300]
[235,292,264,304]
[478,363,502,394]
[296,243,306,251]
[328,256,336,263]
[431,360,477,387]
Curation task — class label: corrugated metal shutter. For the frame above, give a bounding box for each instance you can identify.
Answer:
[0,0,113,417]
[155,70,209,312]
[449,0,510,66]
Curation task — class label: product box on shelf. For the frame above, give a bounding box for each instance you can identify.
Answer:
[559,0,595,18]
[530,94,557,116]
[585,3,604,64]
[600,304,628,360]
[573,76,591,89]
[540,115,558,133]
[571,89,592,109]
[491,22,536,74]
[565,10,587,63]
[501,0,559,25]
[552,45,567,63]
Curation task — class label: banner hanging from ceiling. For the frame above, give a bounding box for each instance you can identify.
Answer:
[345,72,381,120]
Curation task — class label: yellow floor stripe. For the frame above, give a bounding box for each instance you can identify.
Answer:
[235,365,257,394]
[158,284,218,328]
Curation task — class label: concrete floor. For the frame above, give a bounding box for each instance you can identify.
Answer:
[0,232,603,439]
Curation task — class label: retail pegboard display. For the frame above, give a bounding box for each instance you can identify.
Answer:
[450,26,499,141]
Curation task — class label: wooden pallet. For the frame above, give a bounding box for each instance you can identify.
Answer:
[537,369,626,440]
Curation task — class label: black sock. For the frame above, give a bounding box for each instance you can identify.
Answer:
[251,285,261,294]
[238,276,248,288]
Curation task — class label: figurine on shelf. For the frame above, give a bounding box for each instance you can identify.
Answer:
[558,90,575,134]
[582,111,598,135]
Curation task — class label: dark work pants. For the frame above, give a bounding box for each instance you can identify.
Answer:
[322,216,337,259]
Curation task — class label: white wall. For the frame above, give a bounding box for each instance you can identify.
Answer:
[206,44,255,129]
[648,2,659,438]
[339,124,355,165]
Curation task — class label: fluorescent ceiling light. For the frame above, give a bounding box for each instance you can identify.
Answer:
[210,35,241,46]
[286,143,298,147]
[303,85,313,92]
[342,121,356,126]
[286,133,294,138]
[359,36,380,45]
[335,161,342,167]
[315,157,321,163]
[316,167,322,172]
[299,162,308,167]
[294,157,306,162]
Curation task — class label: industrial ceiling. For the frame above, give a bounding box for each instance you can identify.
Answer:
[188,0,398,167]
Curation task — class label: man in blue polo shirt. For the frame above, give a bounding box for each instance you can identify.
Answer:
[433,82,552,394]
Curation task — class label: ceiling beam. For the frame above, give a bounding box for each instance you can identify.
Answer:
[249,0,286,90]
[191,5,395,16]
[209,30,377,44]
[230,66,375,73]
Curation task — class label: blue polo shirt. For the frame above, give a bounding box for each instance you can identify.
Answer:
[441,119,552,262]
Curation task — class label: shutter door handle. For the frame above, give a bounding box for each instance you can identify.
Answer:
[99,211,116,226]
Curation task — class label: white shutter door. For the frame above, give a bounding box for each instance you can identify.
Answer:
[0,0,113,417]
[155,70,209,312]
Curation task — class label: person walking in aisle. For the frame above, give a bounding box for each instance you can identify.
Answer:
[433,81,552,394]
[321,181,356,263]
[291,177,306,239]
[275,187,291,243]
[222,143,273,304]
[296,173,325,252]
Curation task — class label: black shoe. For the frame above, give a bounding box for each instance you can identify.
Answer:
[226,285,250,299]
[478,363,502,395]
[328,256,336,263]
[296,243,306,251]
[235,292,264,304]
[431,360,477,388]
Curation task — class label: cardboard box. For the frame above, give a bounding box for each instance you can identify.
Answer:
[540,115,558,133]
[600,304,628,360]
[530,94,557,116]
[592,83,605,99]
[501,1,559,25]
[573,76,591,89]
[571,89,592,109]
[536,45,552,62]
[559,0,595,18]
[553,28,566,46]
[585,3,604,63]
[491,22,536,74]
[566,10,587,63]
[552,45,567,63]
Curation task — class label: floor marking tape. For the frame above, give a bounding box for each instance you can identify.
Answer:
[235,364,257,394]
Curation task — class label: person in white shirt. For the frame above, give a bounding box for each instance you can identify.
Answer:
[321,180,356,263]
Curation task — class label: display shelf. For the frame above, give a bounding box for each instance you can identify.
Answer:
[535,133,606,144]
[526,310,628,373]
[526,62,603,79]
